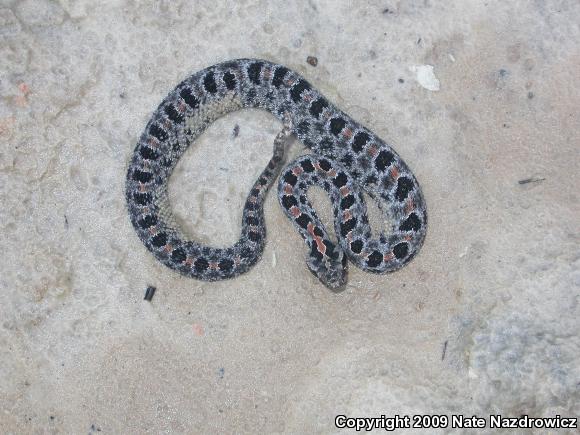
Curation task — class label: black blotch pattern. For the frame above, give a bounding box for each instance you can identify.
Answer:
[332,172,348,188]
[399,213,421,232]
[138,214,157,229]
[180,88,199,109]
[283,172,298,186]
[132,169,152,183]
[240,247,252,259]
[194,257,209,272]
[299,195,307,204]
[365,175,377,185]
[151,232,167,247]
[258,177,267,186]
[290,79,310,103]
[282,195,298,210]
[164,105,184,124]
[309,97,328,118]
[246,216,258,226]
[393,242,409,259]
[203,72,218,93]
[149,124,168,142]
[340,195,355,210]
[313,226,324,238]
[272,66,288,87]
[341,153,354,168]
[367,251,383,268]
[295,213,311,229]
[248,62,263,84]
[330,118,346,136]
[218,258,233,272]
[171,248,186,263]
[350,239,363,254]
[300,159,315,172]
[223,71,236,90]
[395,177,414,201]
[318,159,332,171]
[340,217,357,237]
[310,243,323,261]
[324,240,336,258]
[248,231,261,242]
[133,192,152,205]
[375,150,394,171]
[352,132,369,153]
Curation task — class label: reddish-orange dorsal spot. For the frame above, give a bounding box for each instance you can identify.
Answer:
[343,210,352,221]
[340,186,350,197]
[367,145,378,157]
[292,166,304,176]
[315,238,326,256]
[284,185,293,195]
[390,166,399,179]
[342,128,353,140]
[164,244,173,253]
[209,262,219,270]
[290,206,301,218]
[384,252,395,261]
[185,258,193,266]
[328,169,337,177]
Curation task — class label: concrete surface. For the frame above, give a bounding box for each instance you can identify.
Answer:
[1,0,578,433]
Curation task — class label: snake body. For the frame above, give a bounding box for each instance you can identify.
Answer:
[126,59,427,291]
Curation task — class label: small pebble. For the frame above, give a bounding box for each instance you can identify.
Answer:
[144,285,156,301]
[398,78,404,83]
[232,124,240,138]
[306,56,318,67]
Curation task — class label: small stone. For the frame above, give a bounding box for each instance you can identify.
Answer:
[306,56,318,67]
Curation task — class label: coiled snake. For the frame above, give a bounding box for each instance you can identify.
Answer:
[126,59,427,291]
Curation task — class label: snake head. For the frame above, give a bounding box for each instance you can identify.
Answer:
[306,240,348,292]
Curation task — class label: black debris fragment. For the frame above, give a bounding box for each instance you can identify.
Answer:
[306,56,318,67]
[518,177,545,185]
[144,285,156,301]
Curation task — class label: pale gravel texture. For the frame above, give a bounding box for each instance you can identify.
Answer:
[1,0,579,433]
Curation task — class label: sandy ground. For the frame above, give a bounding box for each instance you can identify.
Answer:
[1,0,579,433]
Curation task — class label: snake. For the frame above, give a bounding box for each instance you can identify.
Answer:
[125,59,427,291]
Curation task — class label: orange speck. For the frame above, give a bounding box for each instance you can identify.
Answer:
[192,323,204,336]
[18,83,30,94]
[390,166,399,179]
[290,206,301,217]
